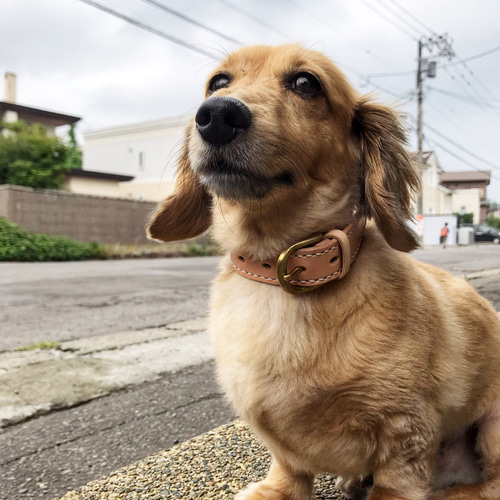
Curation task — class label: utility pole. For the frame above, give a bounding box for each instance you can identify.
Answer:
[416,34,454,215]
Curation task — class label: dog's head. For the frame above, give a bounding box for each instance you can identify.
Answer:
[148,44,420,253]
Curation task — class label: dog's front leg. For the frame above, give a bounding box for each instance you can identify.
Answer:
[235,459,314,500]
[365,454,433,500]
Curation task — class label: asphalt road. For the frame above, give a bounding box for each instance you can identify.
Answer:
[1,246,499,352]
[0,257,220,352]
[1,361,235,500]
[1,245,499,500]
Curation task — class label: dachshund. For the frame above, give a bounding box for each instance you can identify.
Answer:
[148,44,500,500]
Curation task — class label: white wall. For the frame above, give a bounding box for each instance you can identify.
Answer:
[118,179,175,202]
[421,153,454,216]
[451,189,481,224]
[63,176,121,198]
[422,215,458,246]
[83,116,189,183]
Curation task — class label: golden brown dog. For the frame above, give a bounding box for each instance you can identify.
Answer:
[148,44,500,500]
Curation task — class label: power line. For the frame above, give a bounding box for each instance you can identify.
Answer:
[139,0,243,46]
[365,78,414,100]
[357,0,419,41]
[442,45,500,67]
[444,53,498,104]
[427,85,500,107]
[371,0,423,38]
[429,139,500,184]
[424,99,470,135]
[382,0,498,103]
[384,0,435,36]
[423,121,500,173]
[366,44,500,79]
[288,0,398,70]
[216,0,365,78]
[452,51,498,101]
[364,69,414,79]
[407,116,500,183]
[441,64,500,120]
[407,117,500,183]
[216,0,290,40]
[75,0,219,60]
[357,2,498,117]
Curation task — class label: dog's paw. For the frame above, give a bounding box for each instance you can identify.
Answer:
[234,481,287,500]
[340,475,372,500]
[428,492,445,500]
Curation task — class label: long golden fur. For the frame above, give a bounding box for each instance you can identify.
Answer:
[148,44,500,500]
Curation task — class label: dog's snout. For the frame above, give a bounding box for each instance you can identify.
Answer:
[195,96,251,147]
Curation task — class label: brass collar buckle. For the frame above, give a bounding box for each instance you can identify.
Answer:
[276,234,323,295]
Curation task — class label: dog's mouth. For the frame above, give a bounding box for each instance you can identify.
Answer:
[196,159,294,200]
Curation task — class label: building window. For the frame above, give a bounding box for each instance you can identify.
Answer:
[428,168,436,188]
[138,151,144,171]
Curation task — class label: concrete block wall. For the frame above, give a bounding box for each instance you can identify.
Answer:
[0,184,158,244]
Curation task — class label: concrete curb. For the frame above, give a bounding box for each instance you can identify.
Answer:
[461,267,500,281]
[57,420,347,500]
[0,318,212,428]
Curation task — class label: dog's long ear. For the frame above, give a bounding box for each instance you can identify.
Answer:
[353,96,420,252]
[147,133,212,242]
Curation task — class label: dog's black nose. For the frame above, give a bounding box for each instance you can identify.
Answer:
[195,96,251,147]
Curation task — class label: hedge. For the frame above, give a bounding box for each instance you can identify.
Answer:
[0,217,106,261]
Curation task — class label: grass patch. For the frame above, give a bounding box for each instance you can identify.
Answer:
[16,341,60,351]
[0,216,222,260]
[0,217,106,261]
[103,234,222,259]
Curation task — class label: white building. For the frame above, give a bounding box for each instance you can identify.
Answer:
[419,151,453,216]
[83,116,190,201]
[82,118,486,226]
[418,151,486,223]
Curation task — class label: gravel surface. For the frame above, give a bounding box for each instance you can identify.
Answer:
[57,421,348,500]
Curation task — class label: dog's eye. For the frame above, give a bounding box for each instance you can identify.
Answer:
[208,73,231,93]
[289,72,323,98]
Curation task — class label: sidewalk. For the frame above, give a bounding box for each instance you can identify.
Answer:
[0,318,212,428]
[5,268,498,426]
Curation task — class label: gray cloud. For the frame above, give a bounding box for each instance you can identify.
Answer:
[1,0,499,199]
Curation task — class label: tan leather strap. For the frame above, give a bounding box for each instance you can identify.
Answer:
[230,215,366,294]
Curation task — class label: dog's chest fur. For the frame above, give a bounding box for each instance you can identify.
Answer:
[209,255,422,477]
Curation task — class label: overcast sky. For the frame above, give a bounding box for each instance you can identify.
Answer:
[1,0,500,201]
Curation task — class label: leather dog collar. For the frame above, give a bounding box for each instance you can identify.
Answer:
[230,215,366,294]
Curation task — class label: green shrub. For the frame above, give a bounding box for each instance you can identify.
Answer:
[186,234,222,257]
[0,217,106,261]
[0,120,70,189]
[486,215,500,229]
[454,212,474,225]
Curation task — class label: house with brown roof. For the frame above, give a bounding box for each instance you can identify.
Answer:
[1,72,80,136]
[1,72,140,199]
[440,170,490,199]
[440,170,491,222]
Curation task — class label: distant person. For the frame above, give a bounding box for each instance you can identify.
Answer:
[440,223,449,248]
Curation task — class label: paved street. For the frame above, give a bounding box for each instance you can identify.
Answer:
[0,245,499,500]
[1,361,234,500]
[0,257,220,352]
[1,246,499,352]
